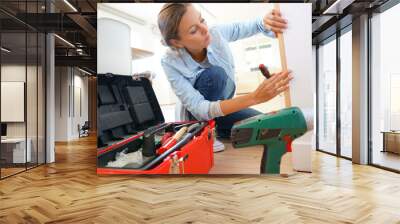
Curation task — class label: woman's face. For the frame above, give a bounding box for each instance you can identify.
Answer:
[171,5,211,52]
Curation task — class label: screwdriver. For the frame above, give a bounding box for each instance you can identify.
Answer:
[259,64,271,79]
[157,126,188,155]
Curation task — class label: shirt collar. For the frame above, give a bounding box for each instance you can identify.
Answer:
[178,46,214,69]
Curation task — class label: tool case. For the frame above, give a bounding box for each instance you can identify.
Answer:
[97,73,215,174]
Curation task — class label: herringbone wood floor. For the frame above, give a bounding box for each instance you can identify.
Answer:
[1,135,400,224]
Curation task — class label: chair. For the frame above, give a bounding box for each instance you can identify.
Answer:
[79,121,90,138]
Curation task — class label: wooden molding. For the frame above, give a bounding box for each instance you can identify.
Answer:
[274,3,292,108]
[274,3,295,177]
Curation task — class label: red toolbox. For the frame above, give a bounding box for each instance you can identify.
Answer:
[97,74,214,174]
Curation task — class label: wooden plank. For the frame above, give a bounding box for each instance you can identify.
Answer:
[274,3,294,177]
[274,3,292,108]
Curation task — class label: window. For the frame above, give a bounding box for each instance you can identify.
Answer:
[317,37,337,155]
[0,1,47,179]
[370,3,400,171]
[339,29,352,158]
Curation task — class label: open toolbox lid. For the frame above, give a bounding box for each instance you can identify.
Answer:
[97,73,164,149]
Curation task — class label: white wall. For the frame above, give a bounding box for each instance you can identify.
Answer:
[1,65,26,82]
[72,74,89,138]
[1,65,27,138]
[1,64,45,164]
[55,67,68,141]
[55,67,89,141]
[98,4,177,106]
[312,45,317,150]
[1,83,24,123]
[97,18,132,76]
[97,4,161,56]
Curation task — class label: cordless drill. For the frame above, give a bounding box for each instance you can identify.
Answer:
[231,107,308,174]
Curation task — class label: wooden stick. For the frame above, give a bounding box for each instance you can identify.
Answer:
[274,3,294,177]
[274,3,292,108]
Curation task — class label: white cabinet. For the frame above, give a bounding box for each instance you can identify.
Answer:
[1,138,32,163]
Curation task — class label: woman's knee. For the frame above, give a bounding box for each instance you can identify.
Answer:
[194,66,228,98]
[204,66,228,82]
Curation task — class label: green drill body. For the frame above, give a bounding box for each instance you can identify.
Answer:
[231,107,307,174]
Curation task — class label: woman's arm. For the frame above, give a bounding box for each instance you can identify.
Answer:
[220,70,292,115]
[161,60,292,120]
[214,17,274,42]
[161,60,213,121]
[214,9,287,42]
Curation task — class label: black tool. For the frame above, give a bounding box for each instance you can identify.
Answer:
[142,123,172,157]
[144,123,171,136]
[187,122,201,133]
[259,64,271,79]
[173,121,198,132]
[142,133,156,157]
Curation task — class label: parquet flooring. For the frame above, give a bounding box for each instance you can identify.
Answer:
[1,135,400,223]
[1,167,26,178]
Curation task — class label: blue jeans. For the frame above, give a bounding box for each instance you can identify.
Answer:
[193,66,261,139]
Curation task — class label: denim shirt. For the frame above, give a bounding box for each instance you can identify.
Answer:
[161,17,275,121]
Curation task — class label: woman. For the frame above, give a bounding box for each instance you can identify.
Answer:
[158,3,292,152]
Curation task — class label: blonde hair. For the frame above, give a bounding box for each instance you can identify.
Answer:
[157,3,191,47]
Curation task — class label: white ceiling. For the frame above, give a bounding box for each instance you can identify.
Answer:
[102,3,163,26]
[101,3,276,27]
[198,3,274,23]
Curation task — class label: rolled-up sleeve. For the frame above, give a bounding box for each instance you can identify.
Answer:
[161,60,212,121]
[215,17,275,42]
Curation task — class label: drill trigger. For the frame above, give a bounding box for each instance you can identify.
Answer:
[282,135,293,152]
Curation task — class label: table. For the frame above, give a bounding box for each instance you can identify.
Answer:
[1,138,32,163]
[381,131,400,154]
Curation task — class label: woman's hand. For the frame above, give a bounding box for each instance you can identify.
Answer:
[219,70,292,116]
[263,9,287,34]
[250,70,293,105]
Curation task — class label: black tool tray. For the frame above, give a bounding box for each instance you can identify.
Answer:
[97,73,212,172]
[97,73,164,148]
[97,73,167,167]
